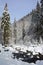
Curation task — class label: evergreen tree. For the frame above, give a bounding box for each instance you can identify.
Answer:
[32,1,40,23]
[34,1,41,41]
[40,0,43,38]
[40,0,43,13]
[31,1,41,41]
[13,18,17,44]
[22,21,25,44]
[1,3,10,45]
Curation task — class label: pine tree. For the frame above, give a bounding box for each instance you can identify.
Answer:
[22,21,25,44]
[13,18,17,44]
[32,1,40,23]
[34,1,41,41]
[31,1,41,41]
[40,0,43,38]
[1,3,10,46]
[36,1,40,12]
[40,0,43,13]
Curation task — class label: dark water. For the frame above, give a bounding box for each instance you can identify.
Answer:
[12,51,43,64]
[0,48,43,65]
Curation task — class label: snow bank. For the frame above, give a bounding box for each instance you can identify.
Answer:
[7,44,43,55]
[0,43,43,55]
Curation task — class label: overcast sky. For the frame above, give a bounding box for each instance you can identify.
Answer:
[0,0,40,23]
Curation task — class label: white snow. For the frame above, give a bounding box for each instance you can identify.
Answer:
[5,43,43,55]
[0,43,43,65]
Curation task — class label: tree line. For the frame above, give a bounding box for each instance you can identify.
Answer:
[1,0,43,46]
[28,0,43,42]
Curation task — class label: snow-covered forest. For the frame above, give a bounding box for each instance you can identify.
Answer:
[0,0,43,65]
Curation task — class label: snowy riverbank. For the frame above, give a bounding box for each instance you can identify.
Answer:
[0,43,43,65]
[4,44,43,55]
